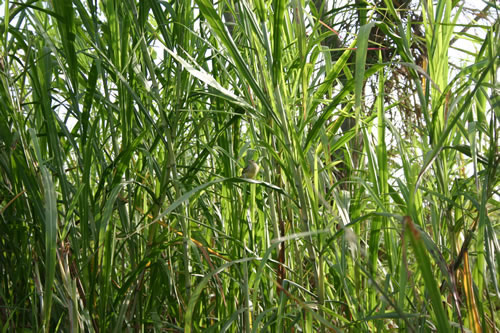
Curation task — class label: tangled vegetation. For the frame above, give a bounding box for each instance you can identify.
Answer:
[0,0,498,331]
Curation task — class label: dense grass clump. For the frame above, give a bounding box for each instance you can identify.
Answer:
[0,0,498,331]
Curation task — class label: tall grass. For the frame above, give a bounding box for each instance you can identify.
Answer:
[0,0,498,331]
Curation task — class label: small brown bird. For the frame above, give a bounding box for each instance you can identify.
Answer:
[241,159,259,179]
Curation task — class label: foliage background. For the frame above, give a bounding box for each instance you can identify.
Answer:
[0,0,498,331]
